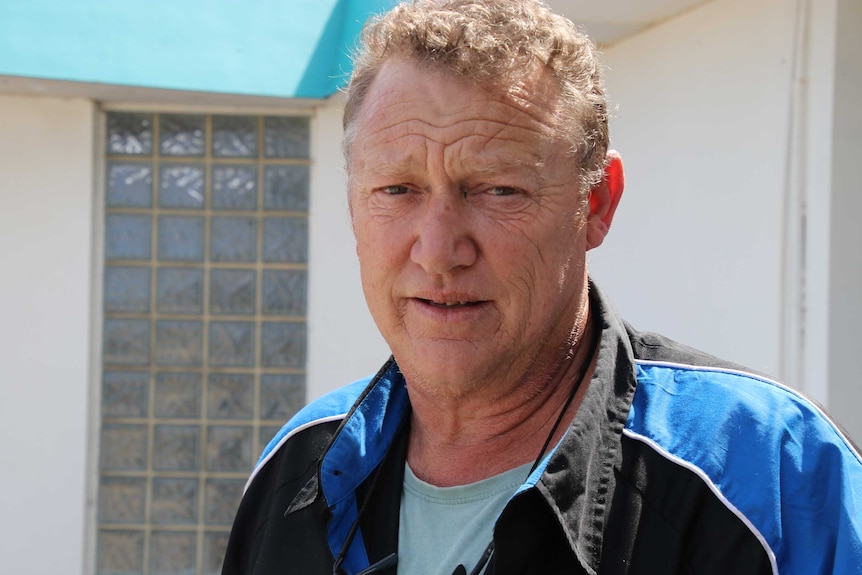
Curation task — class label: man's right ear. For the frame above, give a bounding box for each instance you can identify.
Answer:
[585,150,625,251]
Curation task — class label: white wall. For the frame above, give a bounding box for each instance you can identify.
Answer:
[827,0,862,442]
[592,0,796,381]
[0,95,95,575]
[307,100,389,400]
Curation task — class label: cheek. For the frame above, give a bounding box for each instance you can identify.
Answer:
[492,224,584,302]
[356,227,403,291]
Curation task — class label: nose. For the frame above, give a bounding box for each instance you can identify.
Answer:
[410,191,477,275]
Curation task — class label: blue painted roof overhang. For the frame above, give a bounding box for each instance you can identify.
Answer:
[0,0,396,99]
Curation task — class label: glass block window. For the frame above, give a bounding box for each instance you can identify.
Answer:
[99,112,309,575]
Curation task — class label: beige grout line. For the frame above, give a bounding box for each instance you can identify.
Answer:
[254,115,266,460]
[143,111,159,575]
[196,113,213,575]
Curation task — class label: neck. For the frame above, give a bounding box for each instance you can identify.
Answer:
[406,312,597,487]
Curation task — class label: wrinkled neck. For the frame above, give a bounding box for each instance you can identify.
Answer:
[406,312,597,486]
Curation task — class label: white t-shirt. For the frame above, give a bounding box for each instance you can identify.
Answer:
[397,462,532,575]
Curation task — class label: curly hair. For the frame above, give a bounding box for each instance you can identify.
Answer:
[342,0,609,191]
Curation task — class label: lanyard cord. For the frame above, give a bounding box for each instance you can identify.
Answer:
[332,459,389,575]
[457,322,599,575]
[332,410,411,575]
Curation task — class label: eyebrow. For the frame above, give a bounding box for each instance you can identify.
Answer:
[460,156,546,177]
[364,156,420,179]
[358,147,550,185]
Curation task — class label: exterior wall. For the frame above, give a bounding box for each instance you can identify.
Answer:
[592,0,795,382]
[828,0,862,442]
[802,0,839,411]
[307,100,389,400]
[0,94,95,575]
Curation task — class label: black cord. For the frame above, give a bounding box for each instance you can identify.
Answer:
[456,323,599,575]
[332,458,390,575]
[528,326,598,476]
[354,552,398,575]
[466,541,496,575]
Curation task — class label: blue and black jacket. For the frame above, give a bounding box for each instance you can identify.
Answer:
[222,285,862,574]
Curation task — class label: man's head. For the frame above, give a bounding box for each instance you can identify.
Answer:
[343,0,624,402]
[343,0,609,193]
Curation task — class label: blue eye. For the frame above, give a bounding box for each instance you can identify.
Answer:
[383,185,409,195]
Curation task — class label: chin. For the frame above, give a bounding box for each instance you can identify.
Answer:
[395,353,495,400]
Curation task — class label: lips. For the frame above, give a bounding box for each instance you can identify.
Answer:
[420,299,480,309]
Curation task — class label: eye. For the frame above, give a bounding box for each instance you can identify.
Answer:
[381,185,409,195]
[487,186,520,197]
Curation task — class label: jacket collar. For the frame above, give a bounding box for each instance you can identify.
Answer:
[529,282,640,574]
[320,358,411,507]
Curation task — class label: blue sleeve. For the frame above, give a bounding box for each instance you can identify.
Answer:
[629,362,862,574]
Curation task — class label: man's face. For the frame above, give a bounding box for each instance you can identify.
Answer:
[348,60,592,399]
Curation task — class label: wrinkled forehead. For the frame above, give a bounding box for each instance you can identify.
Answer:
[352,58,565,145]
[347,59,578,183]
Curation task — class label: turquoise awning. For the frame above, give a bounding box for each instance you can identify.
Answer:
[0,0,395,99]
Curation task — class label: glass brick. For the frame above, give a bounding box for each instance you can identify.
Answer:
[154,372,201,418]
[159,164,205,209]
[151,478,198,525]
[206,425,253,472]
[106,162,153,207]
[210,217,257,262]
[258,425,283,453]
[207,373,253,420]
[97,529,144,575]
[210,269,256,315]
[160,114,205,157]
[102,371,149,418]
[107,112,152,155]
[212,164,257,210]
[158,216,204,262]
[261,269,306,316]
[105,214,152,261]
[155,320,203,366]
[99,477,146,524]
[156,268,203,314]
[264,116,309,158]
[262,217,308,263]
[204,479,245,524]
[212,115,257,158]
[203,532,230,575]
[104,266,151,313]
[261,322,306,368]
[100,424,147,471]
[208,322,254,367]
[103,319,150,366]
[149,531,196,575]
[153,424,199,471]
[263,165,309,211]
[259,374,305,420]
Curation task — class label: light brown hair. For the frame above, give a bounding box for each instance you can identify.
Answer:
[342,0,609,191]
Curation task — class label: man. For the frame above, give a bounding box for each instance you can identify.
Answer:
[222,1,862,573]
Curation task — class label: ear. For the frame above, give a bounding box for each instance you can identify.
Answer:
[585,150,625,250]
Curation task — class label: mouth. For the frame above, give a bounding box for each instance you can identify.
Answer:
[417,298,484,309]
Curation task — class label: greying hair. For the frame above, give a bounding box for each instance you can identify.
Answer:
[342,0,610,191]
